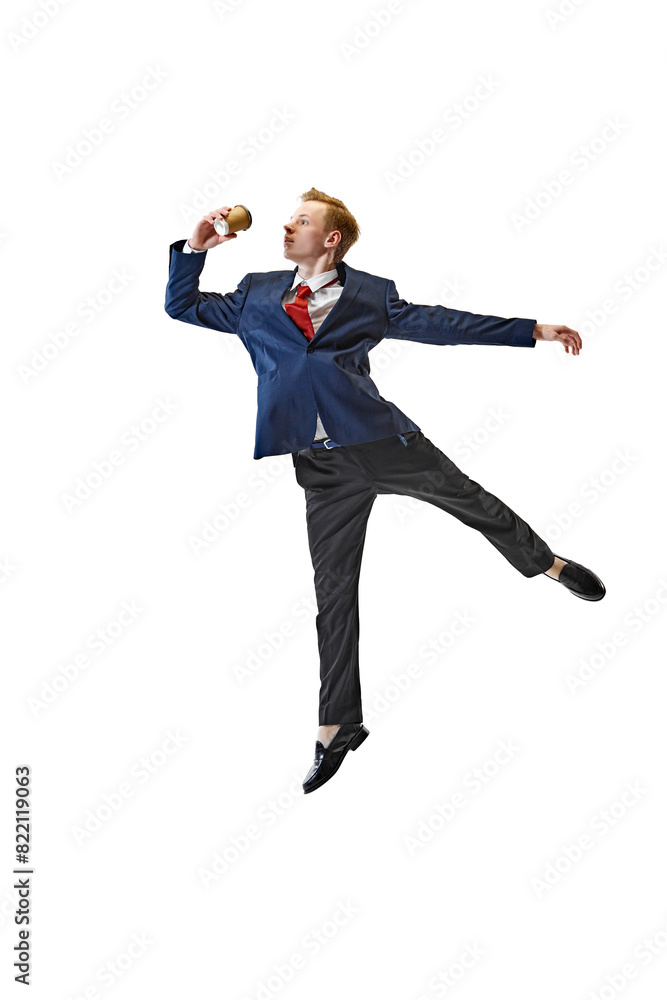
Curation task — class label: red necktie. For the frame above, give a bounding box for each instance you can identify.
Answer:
[285,278,339,341]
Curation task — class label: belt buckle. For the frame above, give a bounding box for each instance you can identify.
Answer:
[323,439,336,449]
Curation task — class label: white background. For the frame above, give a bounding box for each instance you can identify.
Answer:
[2,0,666,997]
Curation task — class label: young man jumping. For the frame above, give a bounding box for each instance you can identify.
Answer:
[165,186,605,795]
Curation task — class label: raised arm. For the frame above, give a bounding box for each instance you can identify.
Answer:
[164,206,250,335]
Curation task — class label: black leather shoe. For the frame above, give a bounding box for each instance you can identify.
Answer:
[545,554,606,601]
[302,723,369,794]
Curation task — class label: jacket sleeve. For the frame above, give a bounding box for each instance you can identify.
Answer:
[384,278,536,348]
[164,239,251,335]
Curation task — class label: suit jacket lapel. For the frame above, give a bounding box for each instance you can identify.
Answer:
[271,262,362,344]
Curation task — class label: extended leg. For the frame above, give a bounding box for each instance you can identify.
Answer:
[367,431,555,577]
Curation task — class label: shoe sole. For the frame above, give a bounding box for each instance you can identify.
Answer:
[571,587,606,601]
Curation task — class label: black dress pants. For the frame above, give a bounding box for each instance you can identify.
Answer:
[291,430,555,725]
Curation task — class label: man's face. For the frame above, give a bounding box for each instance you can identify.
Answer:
[283,201,337,261]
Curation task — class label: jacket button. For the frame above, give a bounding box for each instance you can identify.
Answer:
[306,345,314,353]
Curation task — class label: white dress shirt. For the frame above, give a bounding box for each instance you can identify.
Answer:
[181,239,342,443]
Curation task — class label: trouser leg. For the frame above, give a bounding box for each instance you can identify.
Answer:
[361,431,555,577]
[293,448,377,725]
[291,429,553,726]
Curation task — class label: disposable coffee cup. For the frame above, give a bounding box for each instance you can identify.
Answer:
[213,204,253,236]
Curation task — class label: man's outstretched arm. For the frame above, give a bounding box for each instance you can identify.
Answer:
[384,279,582,354]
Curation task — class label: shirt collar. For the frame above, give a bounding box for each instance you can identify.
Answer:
[290,267,339,292]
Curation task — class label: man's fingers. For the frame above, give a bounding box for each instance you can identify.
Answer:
[556,326,581,355]
[203,207,231,224]
[561,325,582,346]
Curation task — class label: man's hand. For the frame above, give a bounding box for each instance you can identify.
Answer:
[187,206,238,251]
[533,323,582,355]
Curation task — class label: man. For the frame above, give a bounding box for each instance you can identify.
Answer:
[164,186,605,795]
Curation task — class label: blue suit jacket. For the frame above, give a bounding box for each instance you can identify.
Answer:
[164,239,536,459]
